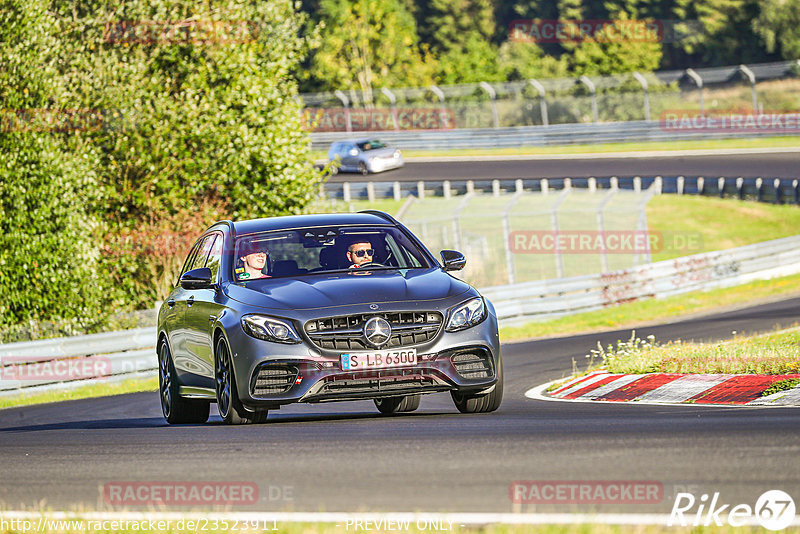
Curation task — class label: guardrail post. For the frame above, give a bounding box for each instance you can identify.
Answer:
[718,177,725,198]
[429,85,449,128]
[633,72,651,121]
[334,90,353,132]
[529,79,549,126]
[541,178,549,195]
[466,180,475,194]
[698,177,706,195]
[443,180,452,199]
[479,81,500,128]
[794,179,799,205]
[564,178,572,190]
[492,179,501,197]
[677,176,685,195]
[589,177,597,192]
[756,177,763,202]
[739,65,759,113]
[515,179,524,193]
[367,182,375,202]
[393,181,401,201]
[381,87,399,130]
[343,182,351,203]
[579,76,598,123]
[610,177,619,190]
[685,69,704,115]
[654,176,663,194]
[736,177,744,199]
[774,178,782,204]
[634,176,642,193]
[417,181,425,200]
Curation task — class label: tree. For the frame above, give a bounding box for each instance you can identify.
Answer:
[0,0,108,334]
[306,0,434,99]
[753,0,800,60]
[420,0,504,84]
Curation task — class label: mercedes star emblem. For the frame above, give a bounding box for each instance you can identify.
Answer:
[364,317,391,347]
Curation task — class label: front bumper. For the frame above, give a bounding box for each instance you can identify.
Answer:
[225,312,500,410]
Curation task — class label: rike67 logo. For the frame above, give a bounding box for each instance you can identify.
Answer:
[669,490,796,530]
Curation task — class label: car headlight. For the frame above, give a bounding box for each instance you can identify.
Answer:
[446,297,486,332]
[241,315,301,344]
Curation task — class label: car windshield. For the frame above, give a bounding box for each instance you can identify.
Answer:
[357,140,386,151]
[233,225,430,281]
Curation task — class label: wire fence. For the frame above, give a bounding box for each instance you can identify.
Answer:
[300,60,800,131]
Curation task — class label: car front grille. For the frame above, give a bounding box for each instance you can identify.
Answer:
[451,350,493,379]
[305,311,443,350]
[252,364,298,396]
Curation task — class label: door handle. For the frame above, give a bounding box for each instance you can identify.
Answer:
[167,299,175,308]
[208,314,217,323]
[188,296,194,307]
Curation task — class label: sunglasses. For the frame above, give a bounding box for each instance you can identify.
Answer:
[352,249,374,258]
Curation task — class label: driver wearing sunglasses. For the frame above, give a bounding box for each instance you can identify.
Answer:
[346,241,375,268]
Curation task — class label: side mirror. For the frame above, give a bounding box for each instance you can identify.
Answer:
[180,267,214,290]
[440,250,466,271]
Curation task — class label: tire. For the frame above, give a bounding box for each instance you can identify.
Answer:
[158,339,210,424]
[451,357,504,414]
[215,337,268,425]
[374,394,421,414]
[358,162,369,175]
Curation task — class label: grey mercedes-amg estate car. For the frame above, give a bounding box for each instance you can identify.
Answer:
[157,211,502,424]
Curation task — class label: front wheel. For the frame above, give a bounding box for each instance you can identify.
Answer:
[215,337,267,424]
[358,162,369,175]
[158,339,210,424]
[374,395,421,414]
[451,357,504,414]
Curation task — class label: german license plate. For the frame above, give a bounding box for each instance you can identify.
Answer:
[341,349,417,371]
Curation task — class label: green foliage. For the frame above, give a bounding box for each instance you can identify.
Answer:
[753,0,800,60]
[570,13,663,75]
[1,0,324,335]
[306,0,434,98]
[0,0,111,334]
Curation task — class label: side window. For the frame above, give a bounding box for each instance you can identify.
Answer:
[205,233,223,281]
[189,235,214,272]
[179,241,202,281]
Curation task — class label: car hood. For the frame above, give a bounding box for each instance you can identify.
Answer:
[225,268,471,311]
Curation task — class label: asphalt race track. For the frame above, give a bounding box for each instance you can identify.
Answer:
[328,151,800,182]
[1,296,799,514]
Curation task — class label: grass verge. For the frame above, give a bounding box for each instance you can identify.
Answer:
[310,135,800,160]
[500,272,800,342]
[0,376,158,410]
[586,327,800,375]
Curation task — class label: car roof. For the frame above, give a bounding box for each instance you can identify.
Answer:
[231,212,395,236]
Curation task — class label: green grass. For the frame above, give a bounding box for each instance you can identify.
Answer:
[588,327,800,375]
[310,135,800,160]
[500,272,800,342]
[762,378,800,396]
[0,376,157,410]
[647,196,800,262]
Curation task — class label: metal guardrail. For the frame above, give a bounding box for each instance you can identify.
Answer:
[0,327,157,398]
[310,119,800,152]
[2,236,799,397]
[481,234,800,324]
